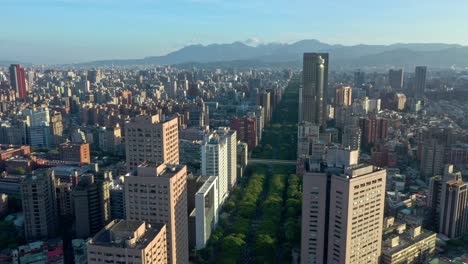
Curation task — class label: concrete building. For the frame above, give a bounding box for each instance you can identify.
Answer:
[56,182,73,217]
[381,217,436,264]
[301,53,329,128]
[125,115,179,171]
[335,85,352,106]
[87,220,167,264]
[195,176,219,249]
[59,142,91,164]
[297,121,320,158]
[21,169,58,241]
[301,164,386,264]
[72,173,111,239]
[124,163,188,264]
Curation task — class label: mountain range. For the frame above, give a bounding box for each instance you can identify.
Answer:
[76,39,468,69]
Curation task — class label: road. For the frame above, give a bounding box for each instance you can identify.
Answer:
[248,158,296,165]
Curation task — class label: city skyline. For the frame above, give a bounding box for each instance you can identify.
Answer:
[2,0,468,63]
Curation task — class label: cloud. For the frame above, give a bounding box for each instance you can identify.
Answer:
[244,37,264,47]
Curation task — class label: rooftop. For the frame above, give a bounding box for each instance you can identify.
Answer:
[89,220,165,249]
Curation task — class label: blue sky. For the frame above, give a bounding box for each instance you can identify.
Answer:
[1,0,467,64]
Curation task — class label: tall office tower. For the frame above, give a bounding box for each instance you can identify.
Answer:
[256,91,272,125]
[420,138,445,180]
[301,53,329,128]
[335,85,353,106]
[389,69,404,90]
[301,164,386,264]
[354,70,365,88]
[201,132,229,204]
[72,173,111,238]
[414,66,427,98]
[20,169,58,241]
[125,163,188,264]
[9,64,27,99]
[23,107,50,126]
[125,115,179,171]
[50,111,64,147]
[342,126,362,151]
[87,220,168,264]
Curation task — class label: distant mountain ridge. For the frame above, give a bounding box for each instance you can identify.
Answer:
[80,40,468,68]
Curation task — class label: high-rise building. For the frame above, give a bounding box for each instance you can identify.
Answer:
[9,64,27,99]
[230,115,258,150]
[389,69,404,90]
[50,111,64,147]
[21,169,58,241]
[428,165,462,232]
[201,132,229,204]
[87,220,168,264]
[301,164,386,264]
[59,142,91,164]
[354,70,365,88]
[256,91,272,125]
[124,163,188,264]
[342,126,362,151]
[335,85,353,106]
[301,53,329,127]
[72,173,111,238]
[439,165,468,239]
[360,116,389,146]
[414,66,427,98]
[195,176,219,249]
[125,115,179,171]
[420,138,445,180]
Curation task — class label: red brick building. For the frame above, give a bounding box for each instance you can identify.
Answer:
[231,116,258,150]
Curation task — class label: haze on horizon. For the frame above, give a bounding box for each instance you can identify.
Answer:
[1,0,467,64]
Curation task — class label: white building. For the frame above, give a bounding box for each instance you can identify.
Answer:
[202,134,229,205]
[195,176,219,249]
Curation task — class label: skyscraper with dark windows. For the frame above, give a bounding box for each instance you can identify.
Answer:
[300,53,329,128]
[389,69,404,90]
[9,64,27,99]
[414,66,427,98]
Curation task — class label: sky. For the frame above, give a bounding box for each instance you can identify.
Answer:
[1,0,468,64]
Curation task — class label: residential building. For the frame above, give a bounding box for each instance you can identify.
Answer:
[21,169,58,241]
[59,142,91,164]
